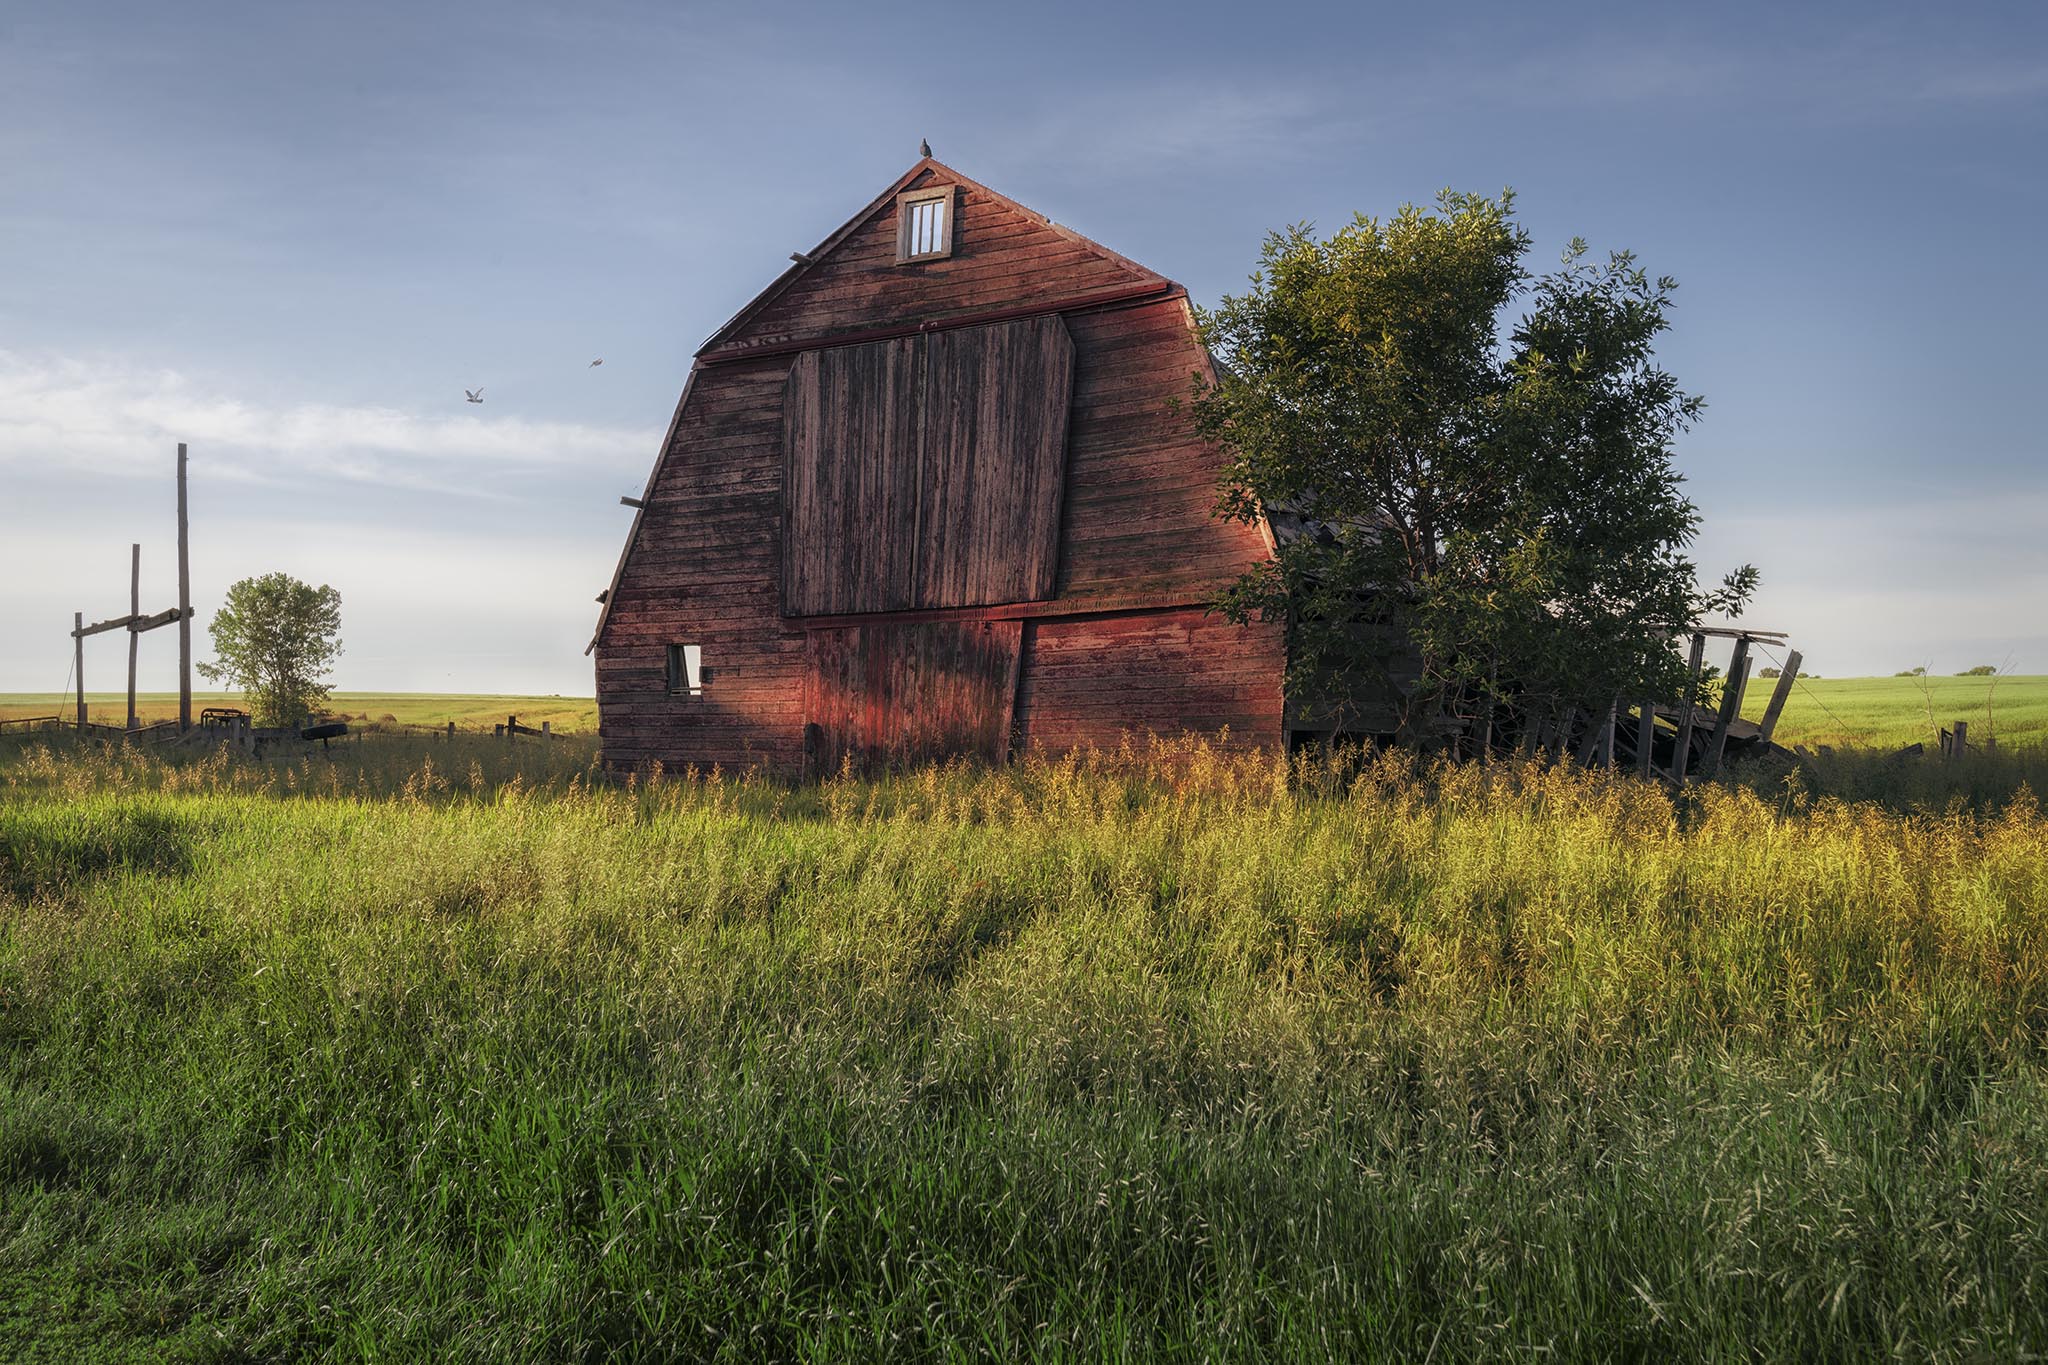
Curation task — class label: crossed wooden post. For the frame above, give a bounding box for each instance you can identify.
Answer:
[69,445,195,734]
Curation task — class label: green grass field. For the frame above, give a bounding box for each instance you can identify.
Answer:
[0,692,601,734]
[1751,674,2048,751]
[4,675,2042,752]
[2,734,2045,1360]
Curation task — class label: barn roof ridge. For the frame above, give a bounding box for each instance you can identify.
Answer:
[694,156,1173,360]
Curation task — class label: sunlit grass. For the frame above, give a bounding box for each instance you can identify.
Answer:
[0,691,599,733]
[2,736,2045,1360]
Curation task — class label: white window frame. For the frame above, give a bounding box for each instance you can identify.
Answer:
[896,186,956,262]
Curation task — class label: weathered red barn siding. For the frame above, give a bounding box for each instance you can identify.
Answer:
[594,158,1289,775]
[1016,610,1285,753]
[801,619,1023,772]
[1055,299,1276,608]
[700,167,1163,361]
[595,356,807,773]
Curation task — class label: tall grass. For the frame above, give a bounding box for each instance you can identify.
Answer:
[2,737,2045,1361]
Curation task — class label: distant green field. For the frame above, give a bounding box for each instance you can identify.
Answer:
[5,676,2041,752]
[1753,674,2048,751]
[0,692,599,733]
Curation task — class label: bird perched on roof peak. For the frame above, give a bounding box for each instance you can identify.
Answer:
[920,138,931,159]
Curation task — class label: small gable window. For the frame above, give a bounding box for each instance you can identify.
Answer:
[666,642,705,697]
[896,186,955,262]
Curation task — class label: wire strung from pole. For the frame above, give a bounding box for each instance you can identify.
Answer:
[1750,641,1869,745]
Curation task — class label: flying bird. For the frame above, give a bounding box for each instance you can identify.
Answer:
[589,358,603,367]
[465,388,483,404]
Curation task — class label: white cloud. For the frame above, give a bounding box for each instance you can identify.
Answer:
[0,350,658,493]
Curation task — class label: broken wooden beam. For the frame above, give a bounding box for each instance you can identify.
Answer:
[1672,633,1706,782]
[1755,649,1802,744]
[1700,638,1752,780]
[72,606,188,639]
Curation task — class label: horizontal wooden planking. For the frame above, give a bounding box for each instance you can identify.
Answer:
[801,619,1023,775]
[599,359,807,774]
[1052,299,1270,607]
[1015,609,1285,753]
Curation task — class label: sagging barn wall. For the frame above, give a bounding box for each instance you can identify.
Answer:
[593,160,1285,775]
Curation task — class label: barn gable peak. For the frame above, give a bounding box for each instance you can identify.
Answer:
[696,157,1173,362]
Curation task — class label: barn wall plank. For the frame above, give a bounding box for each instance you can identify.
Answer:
[1016,609,1285,754]
[596,356,809,775]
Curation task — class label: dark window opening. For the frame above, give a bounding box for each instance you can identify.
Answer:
[666,643,705,696]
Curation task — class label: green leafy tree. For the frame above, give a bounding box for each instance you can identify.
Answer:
[1958,664,1997,677]
[1192,191,1756,743]
[198,573,343,726]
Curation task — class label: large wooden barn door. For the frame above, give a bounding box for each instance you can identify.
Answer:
[781,315,1074,616]
[801,620,1023,776]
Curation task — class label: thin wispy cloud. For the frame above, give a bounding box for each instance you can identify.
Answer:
[0,351,657,494]
[1001,31,2048,182]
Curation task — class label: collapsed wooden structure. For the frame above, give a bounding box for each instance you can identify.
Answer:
[1510,627,1805,781]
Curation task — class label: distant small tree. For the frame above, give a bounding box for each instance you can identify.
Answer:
[1895,666,1927,677]
[1191,190,1755,741]
[1758,667,1781,679]
[198,573,343,726]
[1958,664,1997,677]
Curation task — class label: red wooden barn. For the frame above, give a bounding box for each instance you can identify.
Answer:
[589,155,1298,776]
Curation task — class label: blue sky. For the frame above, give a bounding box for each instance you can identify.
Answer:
[3,1,2044,696]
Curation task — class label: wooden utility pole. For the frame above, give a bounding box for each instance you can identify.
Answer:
[177,444,192,731]
[74,612,85,730]
[126,543,140,731]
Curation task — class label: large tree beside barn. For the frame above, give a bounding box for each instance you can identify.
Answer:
[1192,192,1757,746]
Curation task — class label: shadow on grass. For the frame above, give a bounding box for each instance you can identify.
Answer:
[0,804,202,903]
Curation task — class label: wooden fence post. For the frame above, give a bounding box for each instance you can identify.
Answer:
[1672,633,1706,782]
[1701,638,1752,780]
[1950,719,1968,760]
[1636,700,1655,779]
